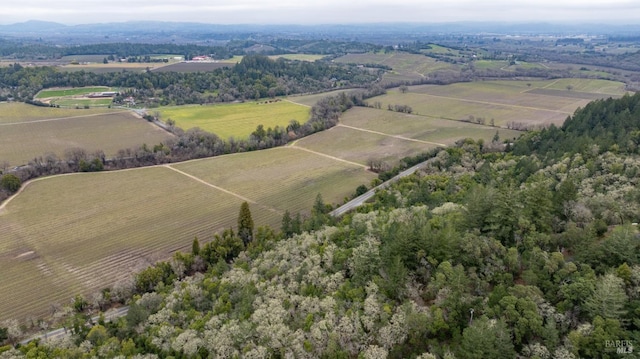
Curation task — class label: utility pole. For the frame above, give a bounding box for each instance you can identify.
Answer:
[469,308,474,325]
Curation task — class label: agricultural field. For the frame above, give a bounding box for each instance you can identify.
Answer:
[35,87,114,99]
[339,107,522,146]
[158,100,310,139]
[293,107,521,167]
[0,102,113,124]
[60,55,112,63]
[219,56,244,63]
[293,125,435,166]
[368,79,627,127]
[172,147,375,215]
[422,44,461,55]
[0,166,282,321]
[471,60,510,70]
[0,146,374,321]
[35,86,118,108]
[0,103,172,166]
[287,89,359,107]
[49,98,114,108]
[541,78,627,94]
[150,54,183,60]
[1,77,626,322]
[269,54,326,62]
[470,60,547,71]
[333,51,457,84]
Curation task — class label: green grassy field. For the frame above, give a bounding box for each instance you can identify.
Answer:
[158,100,310,139]
[35,87,113,99]
[473,60,510,70]
[0,105,172,166]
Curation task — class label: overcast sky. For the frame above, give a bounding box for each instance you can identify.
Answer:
[1,0,639,25]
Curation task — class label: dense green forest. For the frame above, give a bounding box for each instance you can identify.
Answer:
[0,54,382,104]
[2,88,639,359]
[514,92,640,161]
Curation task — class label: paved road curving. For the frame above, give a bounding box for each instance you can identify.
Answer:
[330,158,436,217]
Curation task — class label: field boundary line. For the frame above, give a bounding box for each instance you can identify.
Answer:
[286,145,369,169]
[337,124,446,147]
[418,92,573,114]
[163,165,283,215]
[163,165,256,203]
[542,79,560,89]
[0,110,132,126]
[283,99,311,108]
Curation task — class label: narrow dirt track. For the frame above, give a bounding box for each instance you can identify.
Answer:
[286,144,369,169]
[163,165,256,204]
[163,164,283,215]
[0,110,131,126]
[416,92,573,115]
[337,124,447,146]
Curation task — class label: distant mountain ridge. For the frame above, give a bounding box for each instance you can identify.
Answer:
[0,20,68,33]
[2,20,640,38]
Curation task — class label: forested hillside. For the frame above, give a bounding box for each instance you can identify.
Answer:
[515,92,640,161]
[2,95,640,358]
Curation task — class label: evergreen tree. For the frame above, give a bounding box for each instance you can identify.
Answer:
[459,317,516,359]
[238,201,254,246]
[281,210,293,238]
[192,237,200,256]
[584,273,628,320]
